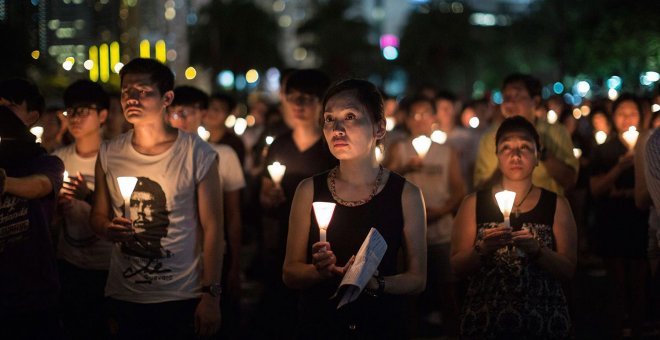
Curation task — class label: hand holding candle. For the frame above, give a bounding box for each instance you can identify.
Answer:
[412,135,432,159]
[117,176,138,220]
[313,202,336,251]
[622,126,639,150]
[267,161,286,188]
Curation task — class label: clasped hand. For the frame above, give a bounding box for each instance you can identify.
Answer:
[311,242,355,279]
[480,224,540,255]
[58,172,90,212]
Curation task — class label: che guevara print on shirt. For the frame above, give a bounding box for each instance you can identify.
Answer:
[121,177,172,259]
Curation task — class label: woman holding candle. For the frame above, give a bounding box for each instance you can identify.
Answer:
[451,116,576,338]
[590,93,649,337]
[283,79,427,338]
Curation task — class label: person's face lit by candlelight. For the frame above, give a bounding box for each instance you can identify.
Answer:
[120,73,173,125]
[612,100,640,135]
[495,117,540,182]
[167,104,204,133]
[406,100,435,136]
[322,89,385,161]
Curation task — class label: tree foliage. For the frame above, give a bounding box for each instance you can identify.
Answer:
[296,0,378,78]
[190,0,282,74]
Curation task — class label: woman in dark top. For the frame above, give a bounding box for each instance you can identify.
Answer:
[451,116,576,339]
[590,93,648,337]
[283,79,427,339]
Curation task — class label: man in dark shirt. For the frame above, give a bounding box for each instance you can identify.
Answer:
[0,78,64,338]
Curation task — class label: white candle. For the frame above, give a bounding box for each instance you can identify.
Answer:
[573,148,582,159]
[63,170,69,183]
[197,126,211,142]
[412,135,432,159]
[267,162,286,188]
[385,117,395,131]
[595,131,607,145]
[234,117,247,136]
[622,126,639,150]
[313,202,336,250]
[495,190,516,228]
[430,130,448,144]
[117,177,138,219]
[30,126,44,143]
[375,145,384,163]
[265,136,274,145]
[546,110,558,124]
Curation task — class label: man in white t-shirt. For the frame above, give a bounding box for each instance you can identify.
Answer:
[168,85,246,339]
[90,58,224,338]
[52,79,112,338]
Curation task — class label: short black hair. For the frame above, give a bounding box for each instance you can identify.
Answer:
[63,79,110,110]
[210,92,237,112]
[119,58,174,95]
[172,86,209,109]
[321,79,384,127]
[285,69,331,99]
[399,95,436,117]
[435,90,457,103]
[611,92,643,128]
[0,78,45,115]
[495,116,541,152]
[502,73,542,99]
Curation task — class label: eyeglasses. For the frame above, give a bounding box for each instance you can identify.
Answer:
[286,94,318,106]
[64,106,98,118]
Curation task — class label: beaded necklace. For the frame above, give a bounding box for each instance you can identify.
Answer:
[329,165,384,207]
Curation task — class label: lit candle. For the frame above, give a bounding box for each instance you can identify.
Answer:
[622,126,639,150]
[197,126,210,142]
[469,117,480,128]
[265,136,274,145]
[375,145,384,164]
[595,131,607,145]
[30,126,44,143]
[546,110,558,124]
[234,117,247,136]
[430,130,448,144]
[495,190,516,229]
[267,161,286,188]
[412,135,432,159]
[117,177,138,220]
[63,170,69,183]
[385,117,395,131]
[312,201,336,251]
[573,148,582,159]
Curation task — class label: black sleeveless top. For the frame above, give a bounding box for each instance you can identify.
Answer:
[296,169,407,339]
[460,188,570,339]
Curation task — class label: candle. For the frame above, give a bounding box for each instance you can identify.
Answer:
[30,126,44,143]
[546,110,558,124]
[494,190,516,228]
[234,117,247,136]
[197,126,211,142]
[265,136,274,145]
[385,117,395,131]
[312,202,336,251]
[622,126,639,150]
[412,135,432,159]
[375,145,384,164]
[594,131,607,145]
[573,148,582,159]
[430,130,448,144]
[117,177,138,220]
[267,162,286,188]
[63,170,69,183]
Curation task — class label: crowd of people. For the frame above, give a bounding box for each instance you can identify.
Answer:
[1,57,660,339]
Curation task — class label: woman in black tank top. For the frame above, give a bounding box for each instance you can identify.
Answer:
[451,117,577,338]
[283,79,427,339]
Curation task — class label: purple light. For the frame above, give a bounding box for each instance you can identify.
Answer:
[380,34,399,49]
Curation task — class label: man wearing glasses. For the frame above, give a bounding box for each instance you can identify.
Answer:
[52,79,112,339]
